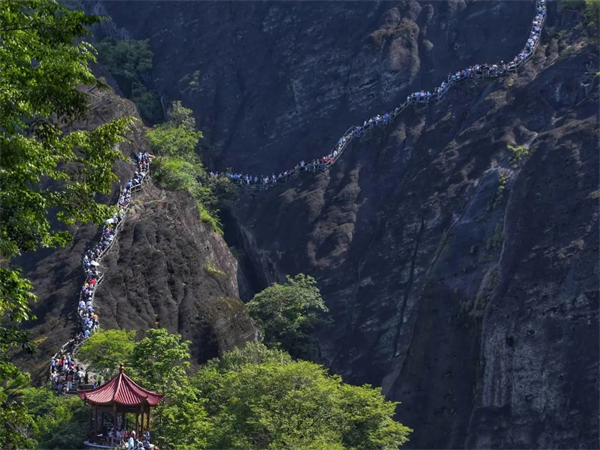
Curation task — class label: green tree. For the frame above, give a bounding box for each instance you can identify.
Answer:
[583,0,599,28]
[247,274,329,359]
[128,328,191,392]
[77,329,136,379]
[147,101,203,158]
[95,39,163,123]
[205,341,293,373]
[0,1,133,447]
[21,386,88,450]
[127,328,213,450]
[195,342,412,450]
[95,39,153,96]
[147,101,232,233]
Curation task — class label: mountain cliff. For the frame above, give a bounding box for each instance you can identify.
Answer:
[16,83,258,380]
[233,20,599,450]
[18,0,599,448]
[95,0,535,174]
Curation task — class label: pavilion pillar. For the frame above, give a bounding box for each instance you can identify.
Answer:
[113,404,117,446]
[146,407,151,433]
[89,406,93,438]
[94,406,98,441]
[135,411,139,437]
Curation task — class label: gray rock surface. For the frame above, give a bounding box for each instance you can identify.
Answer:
[96,0,533,174]
[16,86,258,379]
[232,25,599,449]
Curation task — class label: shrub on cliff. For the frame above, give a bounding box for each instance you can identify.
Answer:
[247,274,329,359]
[148,101,236,233]
[147,101,203,158]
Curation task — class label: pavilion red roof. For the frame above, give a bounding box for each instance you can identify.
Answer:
[78,365,164,406]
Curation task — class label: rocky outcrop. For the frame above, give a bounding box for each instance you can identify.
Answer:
[95,0,534,174]
[16,86,257,380]
[232,23,599,450]
[93,184,258,365]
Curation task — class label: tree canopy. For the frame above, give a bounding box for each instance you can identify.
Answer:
[77,329,136,379]
[194,342,412,450]
[247,274,329,359]
[21,386,88,450]
[147,100,203,158]
[0,1,134,447]
[147,100,235,234]
[74,330,412,450]
[94,38,163,123]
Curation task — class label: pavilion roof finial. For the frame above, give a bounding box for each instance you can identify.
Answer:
[119,364,125,373]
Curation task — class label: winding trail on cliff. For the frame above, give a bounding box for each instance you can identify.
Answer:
[48,0,546,393]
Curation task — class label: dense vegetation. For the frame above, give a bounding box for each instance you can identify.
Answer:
[247,274,330,359]
[147,101,237,234]
[560,0,600,29]
[0,1,134,447]
[95,39,163,123]
[25,278,410,449]
[71,329,413,450]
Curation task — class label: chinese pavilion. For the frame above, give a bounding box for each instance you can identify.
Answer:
[78,364,164,449]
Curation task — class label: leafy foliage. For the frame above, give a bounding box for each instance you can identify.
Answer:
[247,274,329,359]
[126,329,210,450]
[95,39,163,123]
[128,328,191,393]
[77,329,136,379]
[507,144,530,167]
[21,387,88,450]
[583,0,599,28]
[148,101,236,233]
[0,363,35,450]
[75,331,411,450]
[195,342,412,450]
[0,1,134,447]
[559,0,599,28]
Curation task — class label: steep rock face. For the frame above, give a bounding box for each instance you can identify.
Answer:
[94,0,533,174]
[94,184,258,365]
[233,24,599,449]
[45,2,598,448]
[17,86,257,379]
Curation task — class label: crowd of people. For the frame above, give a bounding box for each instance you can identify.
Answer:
[97,429,154,450]
[49,355,88,394]
[209,0,545,190]
[50,152,154,394]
